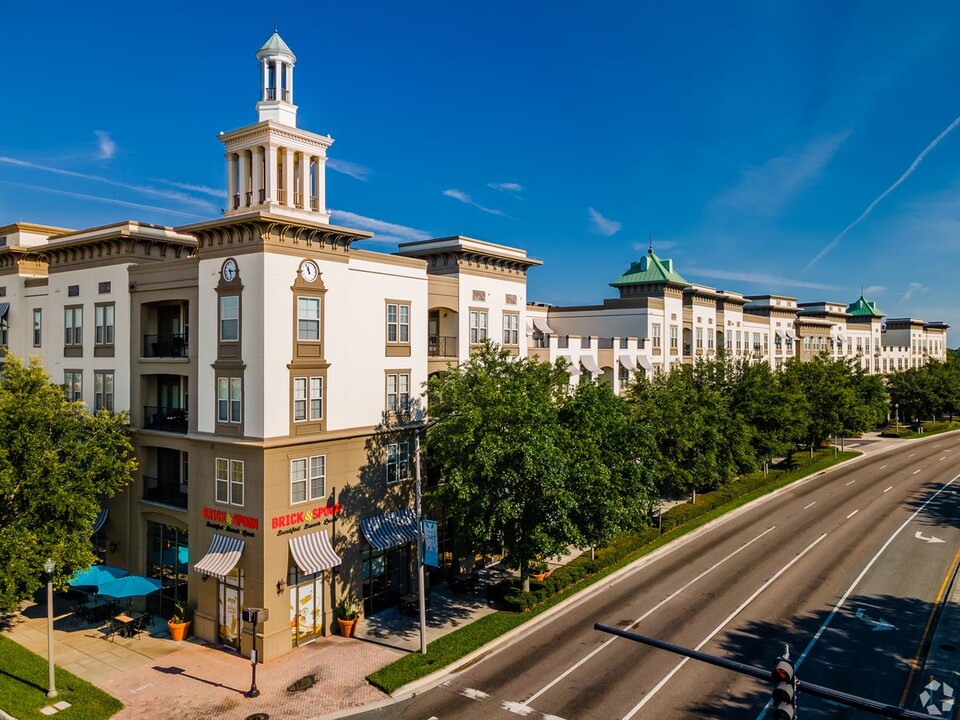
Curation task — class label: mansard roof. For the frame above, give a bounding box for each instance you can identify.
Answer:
[610,248,688,288]
[846,295,884,318]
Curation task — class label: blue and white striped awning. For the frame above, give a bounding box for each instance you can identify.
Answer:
[289,530,341,574]
[360,508,418,551]
[92,506,109,534]
[194,534,244,581]
[0,303,9,319]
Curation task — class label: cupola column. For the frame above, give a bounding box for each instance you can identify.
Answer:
[284,148,295,208]
[252,147,264,205]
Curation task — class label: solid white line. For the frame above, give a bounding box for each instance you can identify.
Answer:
[884,486,893,493]
[845,480,857,486]
[846,510,859,519]
[913,469,922,475]
[521,527,778,707]
[622,534,828,719]
[803,501,816,510]
[940,457,947,461]
[754,474,960,720]
[879,465,888,470]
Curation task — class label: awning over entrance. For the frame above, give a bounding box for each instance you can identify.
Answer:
[289,530,342,574]
[532,317,555,335]
[637,355,654,372]
[92,506,108,534]
[360,507,418,551]
[580,355,602,374]
[0,303,8,319]
[194,534,244,581]
[619,355,636,371]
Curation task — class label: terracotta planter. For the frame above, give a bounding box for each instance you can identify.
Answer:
[531,570,552,582]
[167,619,191,641]
[337,617,358,637]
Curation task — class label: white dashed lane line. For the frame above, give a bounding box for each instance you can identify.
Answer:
[884,486,893,493]
[847,509,859,519]
[804,501,816,510]
[914,469,922,475]
[846,479,857,486]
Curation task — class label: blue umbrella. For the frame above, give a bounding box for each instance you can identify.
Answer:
[96,575,163,599]
[67,564,128,588]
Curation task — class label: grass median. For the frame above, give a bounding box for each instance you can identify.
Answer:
[367,449,859,694]
[0,634,122,719]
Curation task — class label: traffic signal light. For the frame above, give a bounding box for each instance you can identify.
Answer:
[771,657,796,720]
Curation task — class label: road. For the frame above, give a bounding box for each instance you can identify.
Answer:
[357,433,960,720]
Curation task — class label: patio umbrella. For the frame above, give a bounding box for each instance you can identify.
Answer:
[96,575,163,599]
[67,564,128,589]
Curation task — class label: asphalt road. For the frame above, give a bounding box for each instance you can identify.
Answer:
[357,433,960,720]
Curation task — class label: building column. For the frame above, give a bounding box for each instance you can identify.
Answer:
[252,146,264,205]
[262,58,269,101]
[226,153,237,210]
[313,155,326,214]
[299,153,310,210]
[237,152,249,207]
[264,145,277,204]
[284,148,295,207]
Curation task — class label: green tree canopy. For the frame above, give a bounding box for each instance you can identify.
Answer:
[0,357,136,612]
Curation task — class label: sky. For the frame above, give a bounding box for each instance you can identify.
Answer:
[3,2,960,338]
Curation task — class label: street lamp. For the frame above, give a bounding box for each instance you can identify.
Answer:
[895,403,900,433]
[43,558,56,698]
[413,426,428,655]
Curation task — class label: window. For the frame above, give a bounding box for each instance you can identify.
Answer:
[386,441,410,484]
[217,377,242,423]
[803,337,810,351]
[215,458,244,505]
[503,313,519,345]
[64,307,83,346]
[64,371,82,402]
[708,332,715,350]
[736,331,742,351]
[298,297,320,340]
[753,333,761,351]
[94,303,115,346]
[470,310,488,344]
[0,315,6,348]
[293,376,323,421]
[695,328,703,350]
[619,365,630,384]
[32,309,41,347]
[386,372,410,413]
[652,324,661,349]
[98,281,111,294]
[291,455,326,504]
[669,326,678,349]
[386,303,410,344]
[220,296,239,341]
[94,371,114,412]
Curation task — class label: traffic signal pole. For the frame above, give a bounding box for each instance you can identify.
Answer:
[594,624,935,720]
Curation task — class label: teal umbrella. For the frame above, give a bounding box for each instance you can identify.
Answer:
[96,575,163,599]
[67,565,128,588]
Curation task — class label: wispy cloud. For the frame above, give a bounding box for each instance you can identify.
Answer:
[154,179,224,198]
[94,131,117,160]
[863,284,887,296]
[488,181,523,193]
[687,265,838,291]
[899,282,929,303]
[329,208,432,245]
[327,158,372,182]
[0,181,205,220]
[806,113,960,269]
[0,156,217,212]
[715,131,849,217]
[588,207,622,236]
[442,189,510,218]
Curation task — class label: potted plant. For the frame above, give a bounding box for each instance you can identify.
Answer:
[530,560,551,582]
[335,598,359,638]
[167,599,195,641]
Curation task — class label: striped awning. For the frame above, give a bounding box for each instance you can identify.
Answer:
[92,506,109,534]
[194,534,244,581]
[619,355,636,371]
[775,328,786,339]
[289,530,341,574]
[637,355,654,372]
[838,332,847,343]
[360,508,418,551]
[0,303,8,319]
[580,355,601,374]
[533,317,555,335]
[786,329,798,341]
[560,355,581,376]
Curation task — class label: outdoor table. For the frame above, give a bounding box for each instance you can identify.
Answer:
[114,613,137,638]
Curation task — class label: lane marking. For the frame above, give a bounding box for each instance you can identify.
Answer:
[846,509,859,519]
[940,457,947,461]
[910,453,917,458]
[803,501,816,510]
[521,526,778,707]
[846,480,857,486]
[501,700,534,715]
[879,465,888,470]
[754,474,960,720]
[623,534,828,719]
[884,486,893,493]
[461,688,489,700]
[914,469,922,475]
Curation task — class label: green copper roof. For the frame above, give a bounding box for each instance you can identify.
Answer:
[846,295,884,318]
[610,249,688,288]
[257,32,296,61]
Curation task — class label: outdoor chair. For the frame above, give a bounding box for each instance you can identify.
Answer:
[102,619,120,642]
[131,615,147,639]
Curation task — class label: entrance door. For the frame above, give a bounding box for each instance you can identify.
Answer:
[289,570,323,646]
[218,570,243,650]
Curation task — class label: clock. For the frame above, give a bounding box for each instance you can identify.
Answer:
[222,259,238,282]
[300,260,319,283]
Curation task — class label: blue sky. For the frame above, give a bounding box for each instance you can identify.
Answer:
[3,2,960,337]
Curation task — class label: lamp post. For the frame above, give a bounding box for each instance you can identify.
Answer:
[895,403,900,434]
[413,426,428,655]
[43,557,56,698]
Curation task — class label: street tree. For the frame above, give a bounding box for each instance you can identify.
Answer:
[0,356,137,613]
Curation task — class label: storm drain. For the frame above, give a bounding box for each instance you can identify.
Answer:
[244,714,270,720]
[287,674,317,693]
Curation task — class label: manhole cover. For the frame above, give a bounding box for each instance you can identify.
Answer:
[287,674,316,693]
[245,714,269,720]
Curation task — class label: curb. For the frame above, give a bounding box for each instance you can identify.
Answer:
[912,547,960,717]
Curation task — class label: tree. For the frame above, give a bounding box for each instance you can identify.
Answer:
[727,358,801,470]
[0,356,136,612]
[426,343,577,591]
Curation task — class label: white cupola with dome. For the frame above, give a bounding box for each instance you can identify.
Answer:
[219,31,333,224]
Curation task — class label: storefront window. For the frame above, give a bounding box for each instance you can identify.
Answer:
[145,520,189,620]
[361,544,413,616]
[287,565,324,646]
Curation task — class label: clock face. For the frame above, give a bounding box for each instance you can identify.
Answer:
[300,260,319,283]
[222,259,238,282]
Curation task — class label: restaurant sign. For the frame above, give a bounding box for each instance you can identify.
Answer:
[271,503,343,536]
[202,507,259,537]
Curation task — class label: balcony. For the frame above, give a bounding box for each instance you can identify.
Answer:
[429,335,457,357]
[143,334,188,359]
[144,406,188,433]
[142,475,188,509]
